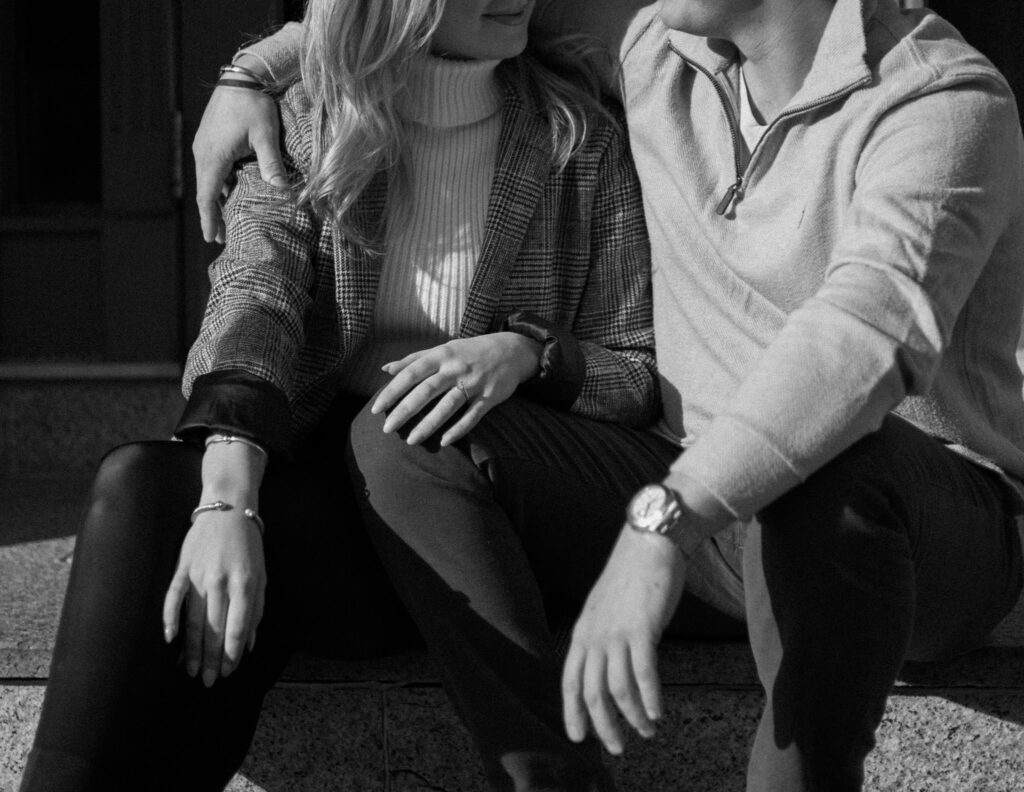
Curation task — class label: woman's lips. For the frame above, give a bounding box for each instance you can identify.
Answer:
[483,7,528,24]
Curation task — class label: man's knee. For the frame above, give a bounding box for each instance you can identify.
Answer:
[757,417,919,551]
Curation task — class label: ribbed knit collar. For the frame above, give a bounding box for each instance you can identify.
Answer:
[400,55,503,128]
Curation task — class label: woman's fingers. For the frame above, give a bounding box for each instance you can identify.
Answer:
[221,579,252,677]
[184,588,207,679]
[381,374,456,434]
[374,335,529,443]
[248,587,265,653]
[562,644,590,743]
[404,387,471,445]
[371,355,439,416]
[378,350,425,378]
[161,568,189,643]
[201,583,228,687]
[439,399,491,447]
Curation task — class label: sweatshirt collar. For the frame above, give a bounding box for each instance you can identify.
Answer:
[667,0,876,109]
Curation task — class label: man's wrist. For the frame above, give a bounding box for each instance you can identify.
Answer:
[625,483,688,555]
[665,509,709,558]
[625,480,731,557]
[621,521,689,571]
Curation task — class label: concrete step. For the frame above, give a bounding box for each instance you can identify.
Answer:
[4,680,1022,792]
[3,480,1024,791]
[0,379,183,481]
[3,378,1024,791]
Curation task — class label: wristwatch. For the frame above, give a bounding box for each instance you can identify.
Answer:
[626,483,685,547]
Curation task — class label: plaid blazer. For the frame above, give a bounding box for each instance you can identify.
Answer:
[179,76,657,454]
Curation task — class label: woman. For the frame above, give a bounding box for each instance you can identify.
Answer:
[20,0,669,790]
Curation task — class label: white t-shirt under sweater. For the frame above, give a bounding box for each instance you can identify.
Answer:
[737,68,768,156]
[343,56,503,397]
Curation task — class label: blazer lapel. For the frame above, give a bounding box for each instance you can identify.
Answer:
[459,83,553,338]
[332,172,388,356]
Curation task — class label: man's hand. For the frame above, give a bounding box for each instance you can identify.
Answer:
[193,83,287,244]
[561,526,687,754]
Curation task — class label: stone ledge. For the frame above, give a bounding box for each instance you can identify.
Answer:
[5,682,1024,792]
[279,641,1024,692]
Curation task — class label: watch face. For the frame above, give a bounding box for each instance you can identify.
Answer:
[629,484,670,531]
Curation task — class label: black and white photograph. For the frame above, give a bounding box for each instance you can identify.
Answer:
[2,1,1024,790]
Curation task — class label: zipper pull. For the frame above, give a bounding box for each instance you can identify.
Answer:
[715,177,743,215]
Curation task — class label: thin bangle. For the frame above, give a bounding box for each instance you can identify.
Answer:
[219,62,271,88]
[205,433,269,459]
[190,500,266,536]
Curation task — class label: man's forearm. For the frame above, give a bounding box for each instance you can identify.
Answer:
[235,20,304,84]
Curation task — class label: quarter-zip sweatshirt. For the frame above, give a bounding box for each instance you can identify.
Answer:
[244,1,1024,546]
[618,0,1024,535]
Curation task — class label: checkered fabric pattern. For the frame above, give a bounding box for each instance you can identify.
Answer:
[182,76,658,445]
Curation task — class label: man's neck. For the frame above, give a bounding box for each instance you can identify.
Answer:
[728,0,836,122]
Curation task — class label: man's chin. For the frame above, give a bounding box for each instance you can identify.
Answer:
[656,0,753,38]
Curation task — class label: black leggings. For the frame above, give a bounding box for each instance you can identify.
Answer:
[20,397,416,792]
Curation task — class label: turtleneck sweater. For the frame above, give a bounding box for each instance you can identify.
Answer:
[343,55,503,397]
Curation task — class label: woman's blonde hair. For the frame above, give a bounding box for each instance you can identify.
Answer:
[293,0,611,246]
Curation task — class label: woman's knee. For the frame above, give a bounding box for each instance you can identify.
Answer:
[347,402,392,480]
[82,441,201,549]
[348,401,479,489]
[94,441,201,493]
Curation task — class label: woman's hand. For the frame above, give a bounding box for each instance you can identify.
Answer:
[371,332,542,446]
[162,438,268,686]
[162,511,266,687]
[193,80,287,244]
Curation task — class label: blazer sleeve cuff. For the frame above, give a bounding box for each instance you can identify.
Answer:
[502,310,586,410]
[174,370,293,459]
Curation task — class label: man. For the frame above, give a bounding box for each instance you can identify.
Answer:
[192,1,1024,789]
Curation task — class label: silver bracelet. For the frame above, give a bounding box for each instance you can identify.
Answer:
[190,500,266,536]
[205,433,269,459]
[218,62,271,88]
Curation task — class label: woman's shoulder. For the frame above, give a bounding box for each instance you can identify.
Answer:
[500,51,628,168]
[568,94,630,166]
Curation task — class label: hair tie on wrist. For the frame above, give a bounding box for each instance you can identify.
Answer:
[215,78,267,92]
